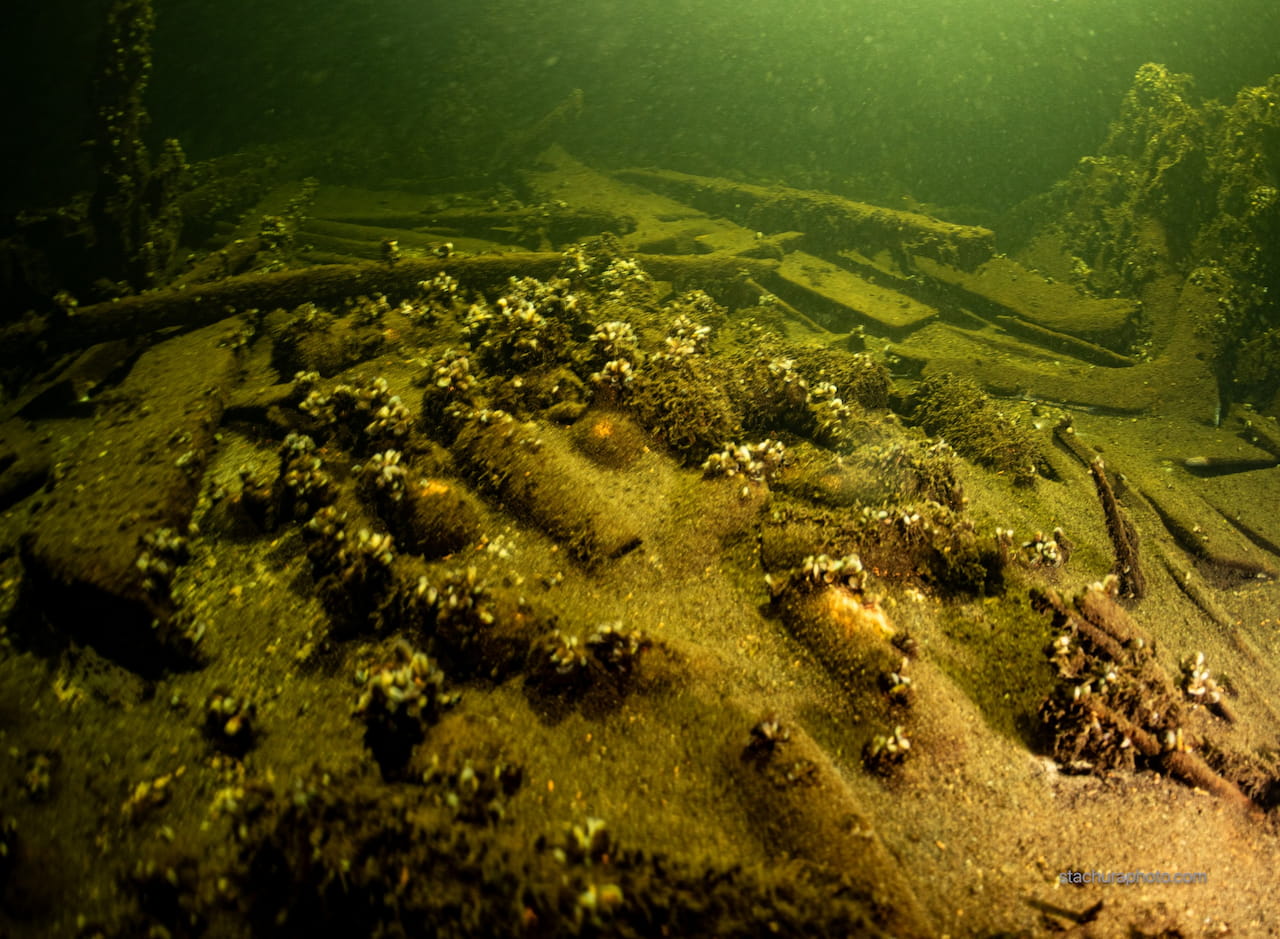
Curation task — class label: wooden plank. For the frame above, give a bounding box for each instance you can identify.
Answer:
[0,252,782,363]
[522,147,768,258]
[915,256,1142,351]
[886,322,1158,413]
[19,320,246,672]
[616,167,996,270]
[767,251,937,337]
[309,185,438,225]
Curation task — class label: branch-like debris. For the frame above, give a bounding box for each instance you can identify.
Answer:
[1090,456,1145,598]
[0,252,777,366]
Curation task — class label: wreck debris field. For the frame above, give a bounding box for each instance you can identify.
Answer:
[3,2,1280,936]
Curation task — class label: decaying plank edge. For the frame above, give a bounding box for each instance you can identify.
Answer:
[2,253,779,362]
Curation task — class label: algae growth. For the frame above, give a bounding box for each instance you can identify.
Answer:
[3,2,1280,936]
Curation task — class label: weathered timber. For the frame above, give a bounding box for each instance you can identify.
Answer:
[914,255,1142,352]
[489,88,584,176]
[1090,456,1146,598]
[1140,483,1279,586]
[889,326,1157,412]
[991,314,1136,368]
[616,167,996,271]
[2,252,777,361]
[19,318,246,673]
[522,148,768,259]
[766,251,937,338]
[307,186,628,248]
[1078,696,1254,811]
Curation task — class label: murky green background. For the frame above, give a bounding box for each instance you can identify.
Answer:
[6,0,1280,213]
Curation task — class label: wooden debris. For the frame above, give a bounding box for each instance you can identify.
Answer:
[767,251,937,337]
[18,318,246,672]
[913,255,1142,353]
[489,88,584,175]
[1,252,777,362]
[521,148,768,259]
[616,167,996,270]
[1140,484,1278,586]
[305,195,624,253]
[895,326,1157,412]
[1034,590,1125,664]
[1090,456,1145,598]
[1077,695,1253,812]
[1037,581,1256,812]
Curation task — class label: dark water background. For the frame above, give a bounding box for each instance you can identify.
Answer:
[5,0,1280,216]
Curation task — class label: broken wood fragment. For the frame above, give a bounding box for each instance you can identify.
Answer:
[304,206,627,253]
[616,167,996,270]
[1032,585,1150,663]
[1078,696,1254,811]
[990,313,1135,368]
[766,251,937,337]
[18,318,246,673]
[914,255,1142,353]
[2,252,777,363]
[489,88,584,176]
[1090,456,1145,598]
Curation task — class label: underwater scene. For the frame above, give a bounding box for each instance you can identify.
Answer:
[4,0,1280,935]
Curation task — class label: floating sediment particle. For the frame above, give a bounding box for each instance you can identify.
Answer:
[767,554,901,692]
[453,412,641,564]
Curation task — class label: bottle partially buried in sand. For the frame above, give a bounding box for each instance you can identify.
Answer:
[767,553,901,691]
[453,411,643,565]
